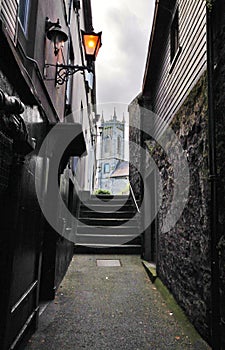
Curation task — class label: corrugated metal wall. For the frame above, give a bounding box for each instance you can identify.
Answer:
[0,0,18,44]
[153,0,207,136]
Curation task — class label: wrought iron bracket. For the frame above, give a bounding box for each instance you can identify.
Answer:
[44,63,93,85]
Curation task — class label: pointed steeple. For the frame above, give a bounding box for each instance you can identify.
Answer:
[113,107,117,120]
[122,112,125,123]
[101,110,104,123]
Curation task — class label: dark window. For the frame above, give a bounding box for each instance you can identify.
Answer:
[65,46,75,115]
[80,102,84,124]
[104,135,111,154]
[170,9,179,62]
[104,163,110,173]
[117,136,121,155]
[19,0,30,32]
[72,157,79,174]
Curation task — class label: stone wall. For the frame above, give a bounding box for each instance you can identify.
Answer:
[129,95,143,200]
[147,73,211,342]
[213,7,225,347]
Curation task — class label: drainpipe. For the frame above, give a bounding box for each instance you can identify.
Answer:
[206,5,221,350]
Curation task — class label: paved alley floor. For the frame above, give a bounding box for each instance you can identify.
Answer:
[25,255,211,350]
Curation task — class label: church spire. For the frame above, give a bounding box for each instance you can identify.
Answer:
[122,112,125,123]
[113,107,117,120]
[101,110,104,123]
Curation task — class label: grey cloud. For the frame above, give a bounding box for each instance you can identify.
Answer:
[92,0,154,107]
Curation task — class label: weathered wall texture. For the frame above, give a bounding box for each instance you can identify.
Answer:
[0,69,43,347]
[129,96,143,200]
[213,9,225,347]
[0,68,74,347]
[147,73,211,342]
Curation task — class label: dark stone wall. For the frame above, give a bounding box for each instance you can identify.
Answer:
[213,2,225,346]
[129,97,143,201]
[147,73,211,342]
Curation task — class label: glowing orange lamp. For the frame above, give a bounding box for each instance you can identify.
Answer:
[82,31,102,61]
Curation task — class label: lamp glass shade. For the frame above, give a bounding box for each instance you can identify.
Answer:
[82,31,102,61]
[47,27,68,55]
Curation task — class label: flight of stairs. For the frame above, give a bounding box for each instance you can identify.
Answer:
[74,195,142,254]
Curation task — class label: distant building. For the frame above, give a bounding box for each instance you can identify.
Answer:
[110,161,129,195]
[95,109,129,194]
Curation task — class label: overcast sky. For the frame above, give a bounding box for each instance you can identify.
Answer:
[91,0,155,119]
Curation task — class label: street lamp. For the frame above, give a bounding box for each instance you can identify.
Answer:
[45,17,102,85]
[45,17,68,56]
[81,30,102,61]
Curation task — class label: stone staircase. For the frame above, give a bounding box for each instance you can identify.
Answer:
[74,195,142,254]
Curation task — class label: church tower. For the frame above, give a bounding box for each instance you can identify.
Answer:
[95,108,128,194]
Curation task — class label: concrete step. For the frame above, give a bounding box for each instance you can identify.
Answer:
[82,199,133,207]
[80,203,134,212]
[75,233,140,245]
[76,225,140,235]
[77,194,140,250]
[78,218,138,226]
[74,244,142,255]
[79,210,136,219]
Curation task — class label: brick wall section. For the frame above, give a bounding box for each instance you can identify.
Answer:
[147,73,211,342]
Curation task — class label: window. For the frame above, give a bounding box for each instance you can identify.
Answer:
[72,157,79,174]
[117,136,121,155]
[104,135,111,154]
[65,47,75,116]
[80,102,84,124]
[170,8,179,62]
[104,163,110,173]
[19,0,30,33]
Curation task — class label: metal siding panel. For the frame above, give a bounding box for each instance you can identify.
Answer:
[1,0,19,44]
[179,0,204,37]
[155,5,206,112]
[152,0,207,135]
[155,61,207,138]
[156,22,206,118]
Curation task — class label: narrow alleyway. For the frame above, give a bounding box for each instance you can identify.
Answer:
[25,255,210,350]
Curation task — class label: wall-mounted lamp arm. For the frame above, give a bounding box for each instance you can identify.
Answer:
[44,17,101,86]
[44,63,93,85]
